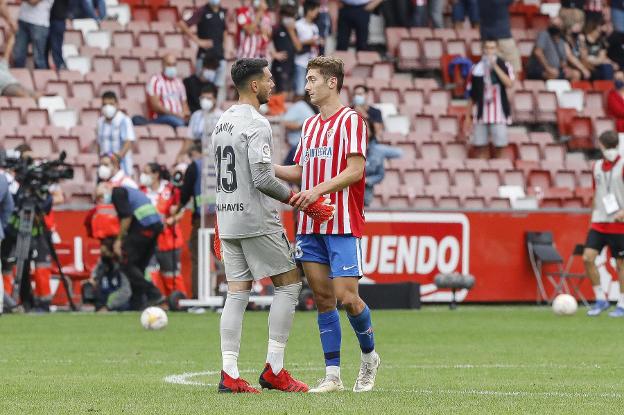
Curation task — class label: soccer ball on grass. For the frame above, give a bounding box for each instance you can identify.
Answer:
[140,306,168,330]
[552,294,578,316]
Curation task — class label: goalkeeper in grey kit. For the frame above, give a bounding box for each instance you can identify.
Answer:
[212,58,334,393]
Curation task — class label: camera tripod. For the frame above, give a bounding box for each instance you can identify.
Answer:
[11,196,76,311]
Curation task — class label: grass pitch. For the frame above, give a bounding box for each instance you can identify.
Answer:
[1,306,623,414]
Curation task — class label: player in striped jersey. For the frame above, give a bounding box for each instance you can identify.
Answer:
[275,56,380,393]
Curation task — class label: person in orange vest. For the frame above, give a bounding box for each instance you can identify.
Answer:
[86,190,132,312]
[140,163,188,301]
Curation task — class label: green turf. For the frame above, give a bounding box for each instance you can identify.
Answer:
[1,306,623,414]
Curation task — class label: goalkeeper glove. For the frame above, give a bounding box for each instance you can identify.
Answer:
[284,191,335,223]
[214,220,222,261]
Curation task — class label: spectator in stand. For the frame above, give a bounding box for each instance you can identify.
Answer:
[478,0,521,74]
[316,0,331,54]
[282,92,316,165]
[607,31,624,70]
[564,23,592,81]
[352,84,384,142]
[336,0,383,51]
[465,39,514,159]
[1,34,39,98]
[429,0,445,29]
[451,0,479,31]
[71,0,106,22]
[177,0,227,85]
[559,0,586,31]
[12,0,53,69]
[97,91,136,176]
[364,139,403,206]
[0,0,16,34]
[272,4,301,100]
[381,0,411,28]
[526,16,583,81]
[612,0,624,32]
[183,53,219,113]
[584,0,606,25]
[146,53,191,129]
[97,154,138,188]
[295,1,322,98]
[607,72,624,133]
[236,0,272,59]
[177,84,223,161]
[411,0,428,27]
[47,0,69,70]
[582,19,616,80]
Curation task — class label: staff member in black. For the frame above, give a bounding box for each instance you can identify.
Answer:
[98,183,165,310]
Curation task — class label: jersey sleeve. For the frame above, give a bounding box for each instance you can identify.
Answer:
[342,112,367,158]
[247,119,273,165]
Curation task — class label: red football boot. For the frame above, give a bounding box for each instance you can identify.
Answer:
[258,363,309,392]
[218,371,260,393]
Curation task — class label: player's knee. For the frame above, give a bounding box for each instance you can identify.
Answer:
[583,249,597,265]
[338,291,362,311]
[313,292,336,312]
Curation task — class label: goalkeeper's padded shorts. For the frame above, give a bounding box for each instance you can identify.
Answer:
[221,232,296,282]
[295,234,363,278]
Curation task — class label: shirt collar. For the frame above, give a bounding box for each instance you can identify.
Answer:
[602,156,621,171]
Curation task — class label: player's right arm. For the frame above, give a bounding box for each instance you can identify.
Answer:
[273,164,303,185]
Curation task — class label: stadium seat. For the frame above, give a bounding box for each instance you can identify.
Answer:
[85,30,112,50]
[72,18,99,37]
[403,169,426,189]
[422,38,444,69]
[420,142,443,161]
[535,91,558,123]
[57,135,82,159]
[546,79,571,99]
[502,169,524,187]
[133,6,153,22]
[64,29,84,48]
[559,90,584,112]
[112,30,135,48]
[518,143,540,161]
[567,116,594,150]
[46,80,70,97]
[437,116,459,136]
[385,115,410,135]
[410,27,433,40]
[594,118,615,138]
[553,170,576,189]
[512,90,535,123]
[25,108,50,126]
[575,187,593,206]
[543,144,565,163]
[385,27,409,57]
[65,56,92,75]
[155,6,179,22]
[464,196,486,208]
[51,109,78,129]
[438,196,461,209]
[93,55,116,74]
[31,135,56,155]
[527,170,552,190]
[398,39,421,70]
[445,142,467,159]
[593,80,614,92]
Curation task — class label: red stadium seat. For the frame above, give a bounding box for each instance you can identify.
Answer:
[57,135,82,158]
[403,89,425,110]
[371,63,394,81]
[536,91,558,123]
[575,187,593,206]
[567,116,594,150]
[527,169,552,190]
[404,169,426,189]
[112,30,135,48]
[155,6,179,23]
[594,118,615,138]
[445,141,467,159]
[518,143,541,161]
[93,55,116,74]
[419,142,443,161]
[46,80,70,97]
[592,80,614,92]
[422,38,444,69]
[556,107,576,136]
[512,90,535,123]
[489,197,511,209]
[502,169,524,187]
[438,196,461,208]
[133,6,153,22]
[25,109,49,126]
[428,169,451,188]
[562,197,584,208]
[138,31,161,49]
[543,144,565,163]
[464,196,486,208]
[31,135,56,155]
[409,27,433,40]
[163,32,185,49]
[32,69,58,91]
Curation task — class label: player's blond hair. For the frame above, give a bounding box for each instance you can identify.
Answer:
[306,56,345,92]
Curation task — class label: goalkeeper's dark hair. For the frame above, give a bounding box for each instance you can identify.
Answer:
[231,58,268,91]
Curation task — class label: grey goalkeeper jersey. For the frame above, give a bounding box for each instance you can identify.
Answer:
[211,104,283,239]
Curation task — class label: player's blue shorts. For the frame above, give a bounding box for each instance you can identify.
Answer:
[295,234,363,278]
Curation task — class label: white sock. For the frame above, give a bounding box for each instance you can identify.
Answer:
[222,351,239,379]
[618,293,624,309]
[361,350,376,363]
[266,339,286,375]
[593,285,607,301]
[326,365,340,379]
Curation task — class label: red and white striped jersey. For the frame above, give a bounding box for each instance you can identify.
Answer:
[466,59,515,125]
[146,73,187,119]
[293,106,367,237]
[235,7,271,59]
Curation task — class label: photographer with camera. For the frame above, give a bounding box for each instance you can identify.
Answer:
[1,145,74,312]
[0,168,14,316]
[97,182,165,310]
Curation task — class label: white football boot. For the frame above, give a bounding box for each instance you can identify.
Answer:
[309,375,345,393]
[353,352,380,392]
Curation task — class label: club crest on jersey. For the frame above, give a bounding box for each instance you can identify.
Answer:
[326,128,335,140]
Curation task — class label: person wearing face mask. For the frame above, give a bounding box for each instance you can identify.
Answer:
[96,91,135,176]
[147,53,191,129]
[98,180,166,310]
[177,0,227,80]
[526,16,580,81]
[294,0,322,98]
[140,163,188,301]
[465,39,514,159]
[563,23,592,81]
[178,84,223,163]
[97,154,138,189]
[271,4,302,101]
[183,54,219,113]
[583,131,624,317]
[235,0,272,59]
[607,72,624,133]
[581,19,616,81]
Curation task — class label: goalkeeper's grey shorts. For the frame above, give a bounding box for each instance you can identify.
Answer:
[221,231,296,282]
